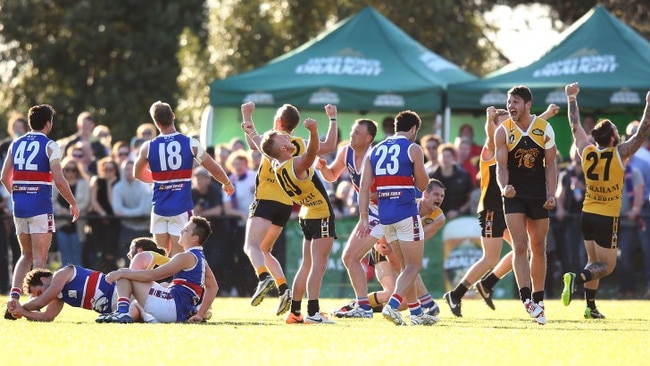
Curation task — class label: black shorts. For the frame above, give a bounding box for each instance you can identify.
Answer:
[503,196,549,220]
[249,199,292,227]
[478,209,507,238]
[581,212,619,249]
[368,247,388,266]
[299,216,337,240]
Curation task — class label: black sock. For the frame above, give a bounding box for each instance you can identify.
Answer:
[278,283,289,294]
[290,300,302,315]
[482,273,499,290]
[519,287,532,303]
[532,291,544,303]
[585,288,597,309]
[259,272,271,281]
[307,299,319,316]
[451,283,468,301]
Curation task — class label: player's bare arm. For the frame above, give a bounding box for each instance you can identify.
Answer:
[410,144,428,192]
[241,102,262,151]
[22,267,73,312]
[422,214,446,241]
[106,252,195,283]
[293,118,319,177]
[565,83,591,153]
[319,104,338,155]
[133,140,153,183]
[318,145,348,182]
[495,127,514,198]
[618,90,650,160]
[539,104,560,120]
[355,159,374,238]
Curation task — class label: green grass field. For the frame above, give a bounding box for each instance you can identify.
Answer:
[2,298,648,366]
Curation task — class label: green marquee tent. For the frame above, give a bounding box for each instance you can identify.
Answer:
[209,6,476,113]
[448,6,650,111]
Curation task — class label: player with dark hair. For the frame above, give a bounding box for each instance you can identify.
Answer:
[561,83,650,319]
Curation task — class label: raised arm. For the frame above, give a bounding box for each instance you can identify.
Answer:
[618,91,650,161]
[565,83,591,154]
[539,104,560,121]
[293,118,319,175]
[318,104,338,155]
[241,102,263,151]
[484,107,498,159]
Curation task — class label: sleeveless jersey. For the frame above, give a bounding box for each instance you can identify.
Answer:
[422,206,444,224]
[499,116,554,199]
[170,247,206,321]
[273,157,334,219]
[148,133,195,216]
[580,145,625,217]
[370,136,418,225]
[10,132,54,218]
[60,265,115,314]
[345,145,379,217]
[147,251,171,270]
[255,133,307,205]
[477,152,502,213]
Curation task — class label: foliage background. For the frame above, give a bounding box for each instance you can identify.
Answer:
[0,0,647,142]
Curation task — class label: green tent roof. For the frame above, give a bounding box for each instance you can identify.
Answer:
[448,6,650,110]
[209,6,476,113]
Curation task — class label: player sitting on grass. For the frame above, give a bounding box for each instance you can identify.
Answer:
[104,216,218,323]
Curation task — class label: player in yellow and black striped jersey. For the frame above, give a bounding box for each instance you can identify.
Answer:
[446,104,560,317]
[127,237,170,271]
[240,102,337,316]
[495,85,558,325]
[561,83,650,319]
[259,117,336,324]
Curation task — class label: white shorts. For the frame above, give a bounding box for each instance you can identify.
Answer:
[143,282,178,323]
[382,215,423,243]
[150,211,192,236]
[368,212,384,239]
[14,213,55,235]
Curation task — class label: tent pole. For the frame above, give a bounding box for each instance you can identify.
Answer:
[443,107,451,142]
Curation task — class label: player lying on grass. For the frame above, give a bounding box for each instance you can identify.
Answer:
[7,237,170,322]
[7,265,119,322]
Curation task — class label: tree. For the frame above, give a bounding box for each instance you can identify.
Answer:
[0,0,207,142]
[207,0,496,80]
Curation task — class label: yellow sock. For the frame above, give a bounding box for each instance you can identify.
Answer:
[276,278,287,288]
[256,266,269,279]
[368,292,381,308]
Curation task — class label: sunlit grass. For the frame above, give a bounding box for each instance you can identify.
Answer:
[3,298,648,366]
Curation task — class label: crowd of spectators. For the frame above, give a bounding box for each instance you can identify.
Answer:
[1,110,649,300]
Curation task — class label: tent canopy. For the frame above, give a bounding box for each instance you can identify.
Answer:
[448,6,650,110]
[210,6,476,113]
